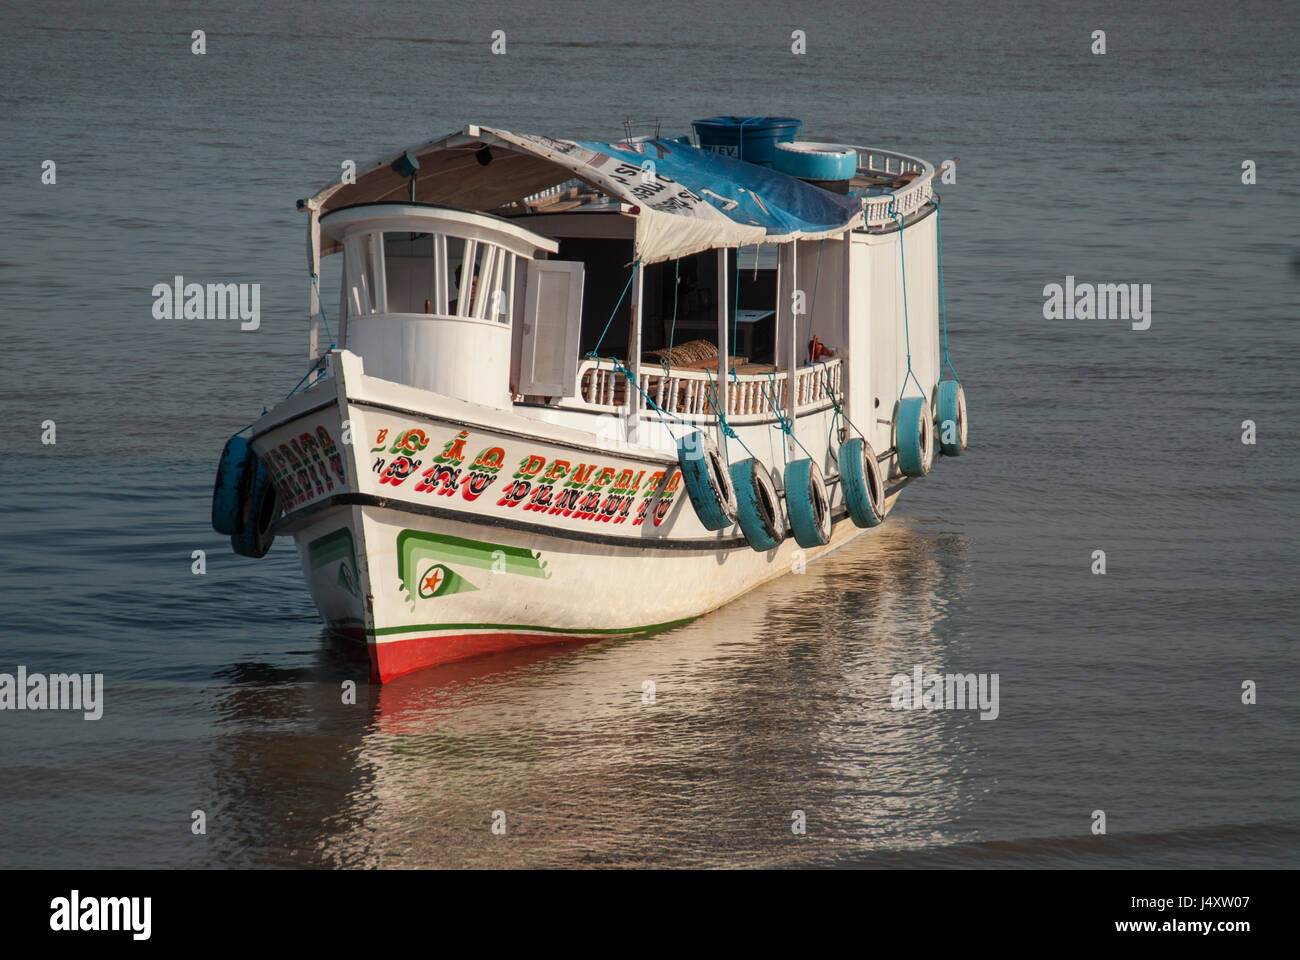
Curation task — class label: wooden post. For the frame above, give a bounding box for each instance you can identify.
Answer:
[787,240,798,460]
[716,248,729,451]
[840,228,854,437]
[307,202,322,360]
[627,260,644,436]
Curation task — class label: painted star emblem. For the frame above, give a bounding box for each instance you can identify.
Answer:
[422,567,445,595]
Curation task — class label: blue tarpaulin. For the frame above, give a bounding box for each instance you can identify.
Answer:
[484,128,865,264]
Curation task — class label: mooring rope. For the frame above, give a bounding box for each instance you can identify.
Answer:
[585,258,690,438]
[587,259,640,359]
[759,370,815,466]
[928,197,960,383]
[702,365,755,463]
[311,272,337,352]
[662,258,680,376]
[889,198,926,403]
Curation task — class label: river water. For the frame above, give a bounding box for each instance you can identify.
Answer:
[0,0,1296,867]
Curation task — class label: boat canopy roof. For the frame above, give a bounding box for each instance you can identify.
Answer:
[302,125,866,265]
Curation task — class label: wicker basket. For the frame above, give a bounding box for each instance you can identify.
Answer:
[643,339,717,366]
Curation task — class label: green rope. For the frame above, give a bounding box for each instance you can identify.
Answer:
[760,370,814,464]
[311,273,337,351]
[928,197,960,382]
[284,353,329,401]
[761,374,789,467]
[230,338,331,441]
[588,351,689,441]
[662,259,680,375]
[816,361,846,464]
[889,199,926,403]
[702,365,755,462]
[729,248,741,381]
[817,360,866,437]
[587,259,640,359]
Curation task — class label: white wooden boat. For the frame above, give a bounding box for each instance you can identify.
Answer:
[212,121,968,681]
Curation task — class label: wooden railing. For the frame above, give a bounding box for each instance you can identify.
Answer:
[571,356,843,425]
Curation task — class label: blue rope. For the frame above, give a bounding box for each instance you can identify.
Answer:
[311,273,336,351]
[702,365,755,462]
[229,351,327,441]
[587,260,640,358]
[928,197,960,383]
[662,259,680,375]
[889,198,926,403]
[587,352,689,442]
[815,361,848,462]
[284,354,329,401]
[730,249,741,381]
[760,370,815,464]
[586,259,693,442]
[761,373,790,467]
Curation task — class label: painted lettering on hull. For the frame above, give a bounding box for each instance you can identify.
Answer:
[369,424,681,528]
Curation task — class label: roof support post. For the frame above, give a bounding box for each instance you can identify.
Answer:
[306,199,323,361]
[716,248,729,453]
[840,228,855,434]
[626,260,644,437]
[787,240,799,461]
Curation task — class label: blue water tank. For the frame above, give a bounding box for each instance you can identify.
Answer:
[692,116,803,166]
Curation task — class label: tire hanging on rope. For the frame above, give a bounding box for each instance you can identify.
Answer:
[895,396,933,477]
[935,379,968,457]
[676,432,737,531]
[929,197,968,461]
[839,437,886,527]
[212,435,254,535]
[784,458,832,548]
[231,457,281,558]
[729,458,785,551]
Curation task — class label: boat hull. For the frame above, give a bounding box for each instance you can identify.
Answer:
[317,499,876,680]
[252,352,903,681]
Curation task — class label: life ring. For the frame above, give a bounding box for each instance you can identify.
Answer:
[677,432,737,531]
[729,458,785,551]
[895,396,933,477]
[936,380,968,456]
[784,458,832,548]
[773,141,859,182]
[231,458,281,558]
[839,437,885,527]
[212,435,253,535]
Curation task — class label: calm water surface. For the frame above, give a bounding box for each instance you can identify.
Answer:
[0,0,1296,868]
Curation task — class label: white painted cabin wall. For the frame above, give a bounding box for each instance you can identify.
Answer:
[847,214,940,464]
[795,237,846,356]
[346,314,513,409]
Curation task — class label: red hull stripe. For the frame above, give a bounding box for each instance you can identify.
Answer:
[370,630,612,681]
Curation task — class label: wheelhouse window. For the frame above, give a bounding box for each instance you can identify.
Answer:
[384,232,440,314]
[343,233,382,316]
[340,230,518,322]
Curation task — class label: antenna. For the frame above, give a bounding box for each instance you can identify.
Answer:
[621,117,663,143]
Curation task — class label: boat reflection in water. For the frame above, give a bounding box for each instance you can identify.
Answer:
[207,516,973,867]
